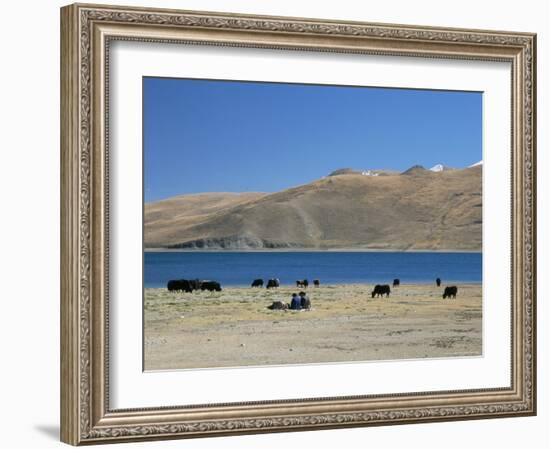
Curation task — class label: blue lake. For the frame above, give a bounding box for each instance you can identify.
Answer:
[144,251,482,288]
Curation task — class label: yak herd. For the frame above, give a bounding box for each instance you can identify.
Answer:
[251,278,320,289]
[167,279,221,293]
[371,280,458,299]
[166,276,459,299]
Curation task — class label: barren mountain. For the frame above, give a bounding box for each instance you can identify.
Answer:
[144,166,482,251]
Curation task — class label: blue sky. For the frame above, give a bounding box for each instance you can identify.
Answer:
[143,77,482,202]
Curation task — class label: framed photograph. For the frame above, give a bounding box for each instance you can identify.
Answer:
[60,3,536,445]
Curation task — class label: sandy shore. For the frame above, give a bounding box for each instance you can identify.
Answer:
[144,283,482,370]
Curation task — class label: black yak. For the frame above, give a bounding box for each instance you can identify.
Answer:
[442,286,458,299]
[200,280,222,292]
[371,284,391,298]
[167,279,193,293]
[266,278,280,289]
[251,279,263,288]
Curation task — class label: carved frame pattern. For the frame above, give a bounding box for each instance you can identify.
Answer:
[60,3,536,445]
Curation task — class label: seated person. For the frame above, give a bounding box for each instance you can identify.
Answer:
[290,293,302,310]
[299,291,311,310]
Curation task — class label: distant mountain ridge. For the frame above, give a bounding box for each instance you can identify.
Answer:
[145,165,482,251]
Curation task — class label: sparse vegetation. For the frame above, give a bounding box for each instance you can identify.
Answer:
[144,283,482,370]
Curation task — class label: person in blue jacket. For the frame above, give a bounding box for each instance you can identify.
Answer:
[290,293,301,310]
[299,291,311,310]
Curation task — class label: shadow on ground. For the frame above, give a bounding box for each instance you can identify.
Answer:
[34,425,59,441]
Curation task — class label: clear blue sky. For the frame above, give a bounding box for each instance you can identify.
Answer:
[143,77,482,202]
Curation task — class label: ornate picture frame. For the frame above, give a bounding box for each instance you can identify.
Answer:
[60,3,536,445]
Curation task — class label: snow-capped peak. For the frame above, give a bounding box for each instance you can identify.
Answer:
[469,160,483,167]
[361,170,379,177]
[429,164,445,172]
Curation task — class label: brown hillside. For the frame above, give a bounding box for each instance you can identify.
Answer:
[144,166,482,251]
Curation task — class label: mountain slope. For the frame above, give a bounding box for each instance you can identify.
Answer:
[144,166,482,251]
[144,192,267,247]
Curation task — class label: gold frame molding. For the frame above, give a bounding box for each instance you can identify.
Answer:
[60,3,537,445]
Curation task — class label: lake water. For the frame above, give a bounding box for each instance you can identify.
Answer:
[144,251,482,288]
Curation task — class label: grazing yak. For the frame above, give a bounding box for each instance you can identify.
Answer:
[167,279,193,293]
[251,279,264,288]
[371,284,391,298]
[200,281,222,292]
[296,279,309,288]
[167,279,221,292]
[267,300,288,310]
[436,277,442,287]
[313,279,320,287]
[266,278,280,289]
[442,286,458,299]
[393,278,400,287]
[167,280,179,292]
